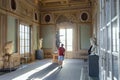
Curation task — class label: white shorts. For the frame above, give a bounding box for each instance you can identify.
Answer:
[58,56,64,61]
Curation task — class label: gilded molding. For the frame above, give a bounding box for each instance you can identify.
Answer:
[0,0,40,24]
[41,8,92,24]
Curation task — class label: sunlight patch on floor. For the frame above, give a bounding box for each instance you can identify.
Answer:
[32,67,59,80]
[12,62,52,80]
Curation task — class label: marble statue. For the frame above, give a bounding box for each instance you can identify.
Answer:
[38,38,43,50]
[89,37,97,55]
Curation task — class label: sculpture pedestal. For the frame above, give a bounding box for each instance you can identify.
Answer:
[35,50,44,60]
[89,55,99,77]
[52,53,58,63]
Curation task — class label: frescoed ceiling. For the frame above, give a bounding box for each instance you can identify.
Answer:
[27,0,93,11]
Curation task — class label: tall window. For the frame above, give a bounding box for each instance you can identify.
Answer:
[59,28,73,51]
[19,24,31,56]
[112,20,119,52]
[100,0,119,79]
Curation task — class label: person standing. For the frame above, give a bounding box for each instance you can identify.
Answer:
[58,44,65,68]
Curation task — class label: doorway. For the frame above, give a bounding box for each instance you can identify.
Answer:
[56,22,77,58]
[59,28,73,51]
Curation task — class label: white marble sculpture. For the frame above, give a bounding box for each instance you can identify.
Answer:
[90,37,97,54]
[38,38,43,50]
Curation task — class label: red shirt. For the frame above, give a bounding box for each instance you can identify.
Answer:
[58,47,65,56]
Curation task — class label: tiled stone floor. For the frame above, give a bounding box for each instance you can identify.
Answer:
[0,59,99,80]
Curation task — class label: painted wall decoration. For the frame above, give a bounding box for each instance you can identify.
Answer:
[41,13,54,24]
[81,13,88,21]
[80,11,90,22]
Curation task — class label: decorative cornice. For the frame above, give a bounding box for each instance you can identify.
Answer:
[40,7,91,12]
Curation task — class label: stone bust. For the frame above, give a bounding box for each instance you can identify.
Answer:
[90,37,97,54]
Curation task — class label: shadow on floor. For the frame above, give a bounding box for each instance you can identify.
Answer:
[26,63,59,80]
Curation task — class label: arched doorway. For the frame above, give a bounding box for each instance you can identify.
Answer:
[55,13,78,58]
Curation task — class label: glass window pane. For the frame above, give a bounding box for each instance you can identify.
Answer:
[25,26,28,32]
[101,9,105,28]
[28,33,30,39]
[107,25,111,50]
[59,28,73,51]
[26,47,30,53]
[25,47,28,53]
[111,0,117,18]
[25,33,27,39]
[67,29,72,51]
[20,32,24,39]
[67,29,72,45]
[112,55,118,79]
[116,28,119,52]
[20,40,24,47]
[106,0,110,23]
[27,47,30,52]
[112,20,118,52]
[100,31,102,48]
[60,29,65,44]
[101,0,104,8]
[20,25,24,32]
[27,40,30,46]
[20,49,23,54]
[27,34,30,39]
[19,24,31,54]
[25,40,27,46]
[107,53,111,76]
[20,47,24,54]
[25,40,30,46]
[103,29,106,49]
[27,27,30,33]
[101,30,104,48]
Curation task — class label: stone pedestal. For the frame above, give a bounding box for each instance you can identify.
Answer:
[35,50,44,60]
[52,53,58,63]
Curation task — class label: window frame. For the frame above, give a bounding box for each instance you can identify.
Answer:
[19,23,31,57]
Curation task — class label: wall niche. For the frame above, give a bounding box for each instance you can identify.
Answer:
[11,0,16,11]
[35,12,38,21]
[45,15,51,23]
[80,12,89,22]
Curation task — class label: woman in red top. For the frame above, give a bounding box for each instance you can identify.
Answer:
[58,44,65,68]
